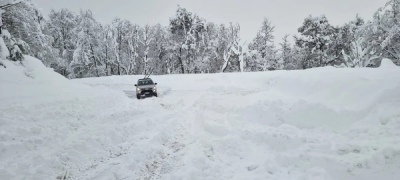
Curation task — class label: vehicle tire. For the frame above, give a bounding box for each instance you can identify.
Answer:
[154,93,158,97]
[136,95,140,99]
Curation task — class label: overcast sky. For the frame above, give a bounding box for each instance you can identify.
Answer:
[34,0,387,44]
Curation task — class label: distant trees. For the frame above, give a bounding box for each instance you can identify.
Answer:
[45,9,76,76]
[366,0,400,65]
[71,10,103,78]
[1,0,398,78]
[169,6,206,73]
[151,24,168,74]
[248,18,277,71]
[279,34,293,70]
[221,23,244,72]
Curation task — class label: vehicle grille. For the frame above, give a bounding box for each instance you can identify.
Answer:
[140,89,153,95]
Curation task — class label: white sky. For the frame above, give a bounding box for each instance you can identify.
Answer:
[34,0,387,45]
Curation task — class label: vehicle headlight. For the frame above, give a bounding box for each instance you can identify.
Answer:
[153,87,157,92]
[136,88,141,92]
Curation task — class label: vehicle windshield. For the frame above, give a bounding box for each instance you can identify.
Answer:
[138,79,154,85]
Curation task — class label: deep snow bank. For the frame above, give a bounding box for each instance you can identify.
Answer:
[1,56,87,106]
[0,56,138,179]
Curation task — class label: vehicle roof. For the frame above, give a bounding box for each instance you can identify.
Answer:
[138,78,152,81]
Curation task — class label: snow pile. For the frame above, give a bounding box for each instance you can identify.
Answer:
[1,56,400,179]
[1,56,83,105]
[0,37,9,60]
[379,58,399,69]
[0,56,138,179]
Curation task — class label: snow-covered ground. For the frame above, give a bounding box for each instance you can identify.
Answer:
[1,56,400,180]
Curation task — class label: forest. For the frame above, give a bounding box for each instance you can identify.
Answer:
[1,0,399,78]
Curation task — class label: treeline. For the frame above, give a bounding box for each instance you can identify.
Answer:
[1,0,399,78]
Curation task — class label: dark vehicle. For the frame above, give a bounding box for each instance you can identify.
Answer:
[135,78,157,99]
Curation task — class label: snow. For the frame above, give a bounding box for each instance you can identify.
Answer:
[0,56,133,179]
[0,37,9,60]
[0,0,21,6]
[2,29,11,39]
[379,58,398,69]
[1,57,400,179]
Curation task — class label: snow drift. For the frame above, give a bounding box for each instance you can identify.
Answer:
[0,56,136,179]
[1,57,400,180]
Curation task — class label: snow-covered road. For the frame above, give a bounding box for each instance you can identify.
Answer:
[76,62,400,180]
[1,57,400,180]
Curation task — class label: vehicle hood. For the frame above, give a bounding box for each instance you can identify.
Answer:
[137,85,155,89]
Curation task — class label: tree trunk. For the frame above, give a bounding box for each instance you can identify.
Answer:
[105,46,108,76]
[221,50,230,73]
[179,47,185,73]
[186,48,190,74]
[320,50,323,67]
[90,43,99,77]
[144,54,148,75]
[118,30,122,75]
[118,62,121,75]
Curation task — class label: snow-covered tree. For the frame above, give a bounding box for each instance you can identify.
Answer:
[221,23,245,72]
[99,25,117,76]
[326,15,365,66]
[169,5,205,73]
[352,0,400,67]
[70,10,103,78]
[138,25,154,75]
[0,32,9,67]
[248,18,277,71]
[378,0,400,65]
[341,16,365,55]
[108,18,133,75]
[211,24,229,72]
[279,34,292,70]
[3,0,395,77]
[0,1,22,66]
[295,15,335,68]
[291,45,309,69]
[151,24,168,74]
[2,0,57,65]
[45,8,77,76]
[113,20,140,75]
[192,22,218,73]
[8,37,28,61]
[341,37,381,67]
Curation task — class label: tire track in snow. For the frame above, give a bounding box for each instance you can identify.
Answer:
[135,92,205,179]
[76,91,202,180]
